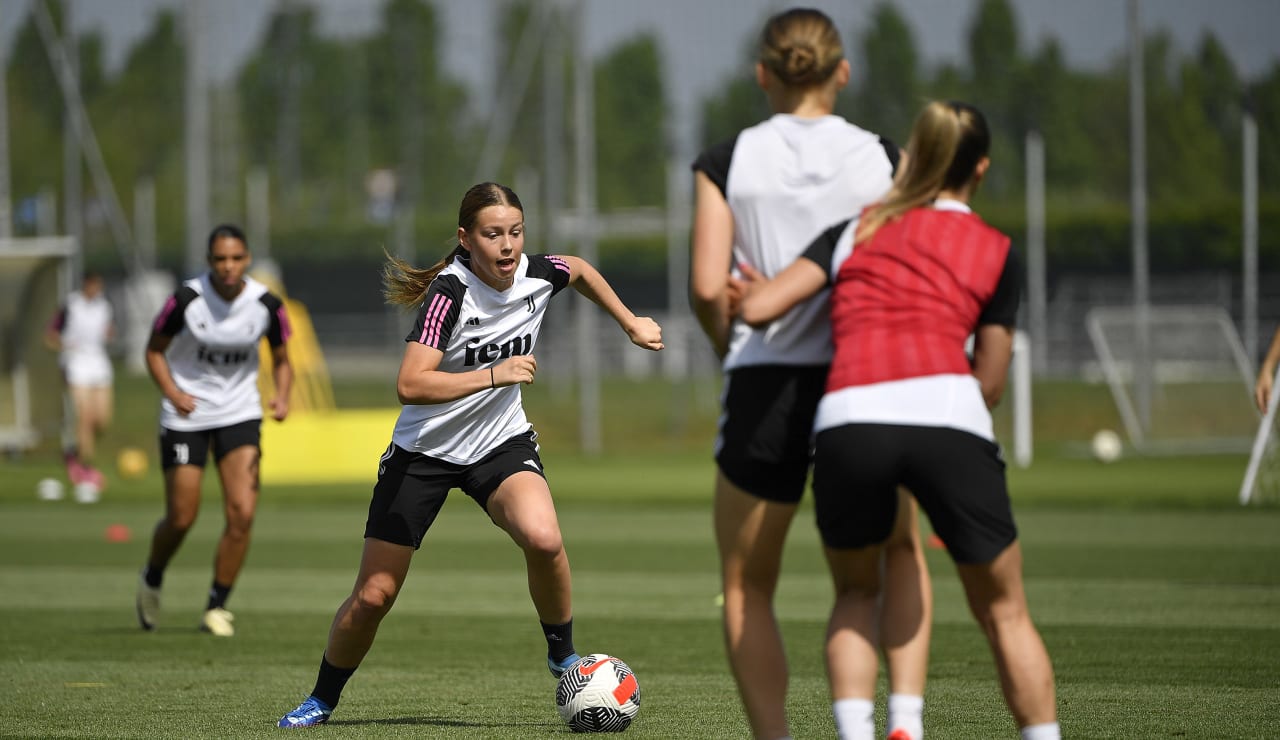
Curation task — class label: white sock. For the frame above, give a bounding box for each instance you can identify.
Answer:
[1020,722,1061,740]
[887,693,924,739]
[833,698,876,740]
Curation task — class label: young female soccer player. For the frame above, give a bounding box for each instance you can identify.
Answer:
[45,270,116,497]
[277,182,663,728]
[740,101,1059,740]
[689,8,931,739]
[135,224,294,638]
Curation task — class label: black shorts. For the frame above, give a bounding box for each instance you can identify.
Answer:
[715,364,828,503]
[811,423,1017,564]
[364,430,546,549]
[159,420,261,471]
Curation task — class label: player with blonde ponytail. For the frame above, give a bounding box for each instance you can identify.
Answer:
[690,8,932,740]
[741,100,1060,740]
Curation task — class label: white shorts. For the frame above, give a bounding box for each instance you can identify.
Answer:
[63,354,113,388]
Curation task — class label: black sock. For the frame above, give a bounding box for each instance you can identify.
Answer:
[311,654,358,709]
[541,618,576,662]
[142,564,164,589]
[206,581,232,611]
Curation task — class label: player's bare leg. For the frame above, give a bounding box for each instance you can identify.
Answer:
[881,489,932,738]
[488,471,571,623]
[488,470,579,675]
[955,541,1057,729]
[70,387,98,465]
[136,463,203,630]
[324,537,415,667]
[213,445,261,588]
[147,465,205,568]
[714,473,796,740]
[823,543,885,740]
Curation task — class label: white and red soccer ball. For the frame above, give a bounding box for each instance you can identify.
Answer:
[555,654,641,733]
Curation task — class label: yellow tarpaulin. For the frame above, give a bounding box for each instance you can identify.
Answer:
[260,408,399,484]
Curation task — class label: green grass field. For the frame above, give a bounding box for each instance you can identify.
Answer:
[1,373,1277,738]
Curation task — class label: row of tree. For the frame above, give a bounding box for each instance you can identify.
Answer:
[5,0,1279,276]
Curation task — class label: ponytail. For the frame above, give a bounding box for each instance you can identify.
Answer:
[857,100,990,244]
[382,245,464,307]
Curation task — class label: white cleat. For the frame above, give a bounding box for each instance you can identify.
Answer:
[136,575,161,631]
[200,607,235,637]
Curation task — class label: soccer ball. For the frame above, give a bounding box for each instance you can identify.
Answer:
[117,447,149,480]
[74,481,101,504]
[36,477,65,501]
[1091,429,1123,463]
[555,654,641,733]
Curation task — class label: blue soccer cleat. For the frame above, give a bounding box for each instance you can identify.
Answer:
[278,696,333,728]
[549,652,582,679]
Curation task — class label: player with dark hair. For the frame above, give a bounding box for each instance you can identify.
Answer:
[135,223,294,638]
[45,270,115,498]
[277,182,663,728]
[690,8,931,740]
[741,101,1060,740]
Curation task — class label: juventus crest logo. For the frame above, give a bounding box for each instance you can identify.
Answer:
[525,296,536,313]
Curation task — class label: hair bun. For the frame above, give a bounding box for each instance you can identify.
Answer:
[784,44,818,83]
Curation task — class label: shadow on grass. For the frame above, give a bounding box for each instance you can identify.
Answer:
[328,716,559,729]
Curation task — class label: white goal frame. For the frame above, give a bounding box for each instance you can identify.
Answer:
[1086,304,1256,454]
[0,237,76,450]
[1240,365,1280,505]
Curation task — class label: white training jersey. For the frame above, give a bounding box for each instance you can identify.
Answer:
[391,252,572,465]
[692,113,897,370]
[150,273,291,432]
[51,290,113,386]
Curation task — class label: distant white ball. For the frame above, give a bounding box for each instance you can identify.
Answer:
[555,654,641,733]
[73,481,101,504]
[36,477,65,501]
[1091,429,1123,463]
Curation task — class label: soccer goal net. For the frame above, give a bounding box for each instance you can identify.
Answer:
[1086,305,1257,455]
[0,237,75,451]
[1240,366,1280,505]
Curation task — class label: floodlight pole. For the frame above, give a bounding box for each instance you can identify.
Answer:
[1025,130,1047,374]
[573,0,601,455]
[1128,0,1152,434]
[1243,110,1258,362]
[184,0,211,277]
[32,1,135,266]
[62,0,82,277]
[0,3,11,239]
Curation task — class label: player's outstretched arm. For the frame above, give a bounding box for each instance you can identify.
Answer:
[738,259,826,328]
[561,255,664,351]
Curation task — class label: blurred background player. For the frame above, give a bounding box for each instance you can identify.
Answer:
[741,100,1059,740]
[44,270,115,499]
[277,182,663,728]
[689,9,931,740]
[1253,323,1280,413]
[135,224,293,637]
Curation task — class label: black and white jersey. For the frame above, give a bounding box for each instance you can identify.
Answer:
[692,114,897,370]
[50,290,113,386]
[151,273,291,431]
[391,252,572,465]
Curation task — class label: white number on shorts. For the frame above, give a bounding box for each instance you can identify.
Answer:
[173,442,189,465]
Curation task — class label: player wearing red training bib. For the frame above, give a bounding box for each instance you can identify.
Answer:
[741,101,1059,740]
